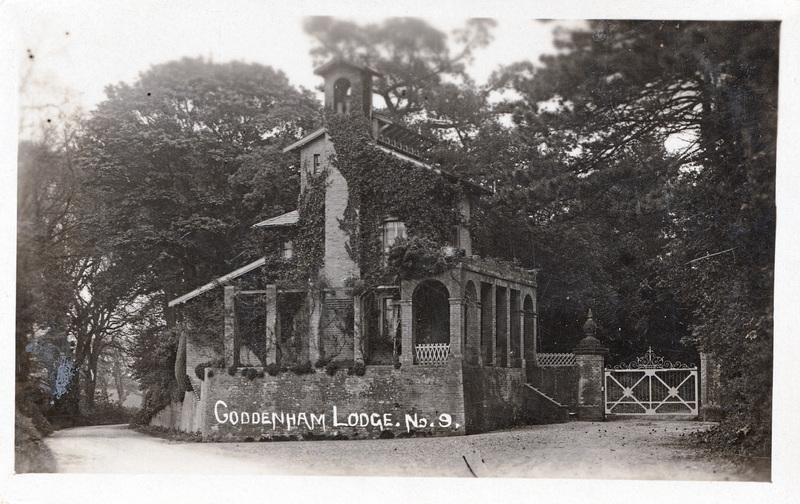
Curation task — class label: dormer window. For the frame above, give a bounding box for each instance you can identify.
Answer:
[334,78,352,114]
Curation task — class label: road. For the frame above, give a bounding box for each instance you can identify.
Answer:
[42,419,761,480]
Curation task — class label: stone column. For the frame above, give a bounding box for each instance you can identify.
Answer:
[448,298,465,360]
[505,284,513,368]
[353,294,363,362]
[518,306,527,369]
[399,299,414,367]
[264,285,278,365]
[573,310,607,421]
[473,301,483,366]
[700,350,723,421]
[223,285,239,367]
[308,290,322,364]
[488,284,496,367]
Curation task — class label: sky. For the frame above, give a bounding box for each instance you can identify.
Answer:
[3,0,800,502]
[10,1,583,138]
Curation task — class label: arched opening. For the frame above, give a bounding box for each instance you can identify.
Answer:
[412,280,450,364]
[464,281,479,365]
[333,78,352,114]
[523,295,535,362]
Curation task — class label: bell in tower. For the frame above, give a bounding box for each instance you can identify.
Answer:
[314,59,380,118]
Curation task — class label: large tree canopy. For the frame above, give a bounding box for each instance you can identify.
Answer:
[304,17,495,144]
[79,58,321,303]
[477,20,777,456]
[76,58,321,417]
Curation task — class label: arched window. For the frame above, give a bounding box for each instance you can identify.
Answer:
[333,78,352,114]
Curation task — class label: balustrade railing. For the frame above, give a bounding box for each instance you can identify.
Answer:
[415,343,451,366]
[536,353,577,367]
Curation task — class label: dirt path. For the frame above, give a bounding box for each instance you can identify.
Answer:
[42,419,763,480]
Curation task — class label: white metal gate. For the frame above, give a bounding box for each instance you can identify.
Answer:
[604,347,698,416]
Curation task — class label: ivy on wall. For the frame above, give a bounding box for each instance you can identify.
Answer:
[325,113,464,287]
[261,169,327,287]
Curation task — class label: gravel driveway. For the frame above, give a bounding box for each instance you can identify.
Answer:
[42,419,765,481]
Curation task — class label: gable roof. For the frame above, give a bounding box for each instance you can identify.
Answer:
[282,127,327,153]
[313,58,381,77]
[252,210,299,228]
[168,257,266,307]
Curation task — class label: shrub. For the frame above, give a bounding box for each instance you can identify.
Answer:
[243,367,261,381]
[289,361,315,375]
[264,363,282,376]
[325,361,339,376]
[194,358,225,381]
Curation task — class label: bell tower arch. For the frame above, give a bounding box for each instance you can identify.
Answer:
[314,59,379,118]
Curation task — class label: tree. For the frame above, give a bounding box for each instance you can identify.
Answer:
[78,57,321,406]
[488,20,777,456]
[304,17,495,144]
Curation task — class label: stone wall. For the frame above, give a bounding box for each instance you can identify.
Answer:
[200,363,467,441]
[527,365,579,411]
[186,335,222,394]
[461,365,529,434]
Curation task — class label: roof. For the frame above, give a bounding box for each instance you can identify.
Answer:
[313,58,381,77]
[373,114,436,159]
[252,210,299,228]
[168,257,266,307]
[283,127,326,153]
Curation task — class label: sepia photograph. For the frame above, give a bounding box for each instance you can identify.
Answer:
[3,1,798,502]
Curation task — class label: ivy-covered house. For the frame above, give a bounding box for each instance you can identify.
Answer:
[163,59,547,441]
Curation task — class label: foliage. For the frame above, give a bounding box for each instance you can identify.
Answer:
[289,361,315,375]
[304,17,495,140]
[129,308,179,425]
[387,236,466,280]
[78,57,321,411]
[488,20,776,456]
[325,113,463,287]
[79,56,320,303]
[194,358,225,381]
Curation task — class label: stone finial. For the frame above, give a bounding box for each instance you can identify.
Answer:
[582,308,597,337]
[574,308,605,356]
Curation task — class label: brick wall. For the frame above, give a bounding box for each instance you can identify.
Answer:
[527,365,579,411]
[201,363,467,441]
[461,365,529,434]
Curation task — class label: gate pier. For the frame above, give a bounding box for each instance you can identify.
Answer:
[573,310,607,421]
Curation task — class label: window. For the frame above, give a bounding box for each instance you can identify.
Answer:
[382,218,406,256]
[282,239,294,259]
[313,153,320,173]
[382,218,406,267]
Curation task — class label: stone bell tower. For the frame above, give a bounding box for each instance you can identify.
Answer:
[314,59,379,118]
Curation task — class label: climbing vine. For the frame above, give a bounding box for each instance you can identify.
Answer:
[325,113,465,287]
[262,169,327,287]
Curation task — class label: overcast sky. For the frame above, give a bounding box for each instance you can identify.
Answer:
[10,1,585,135]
